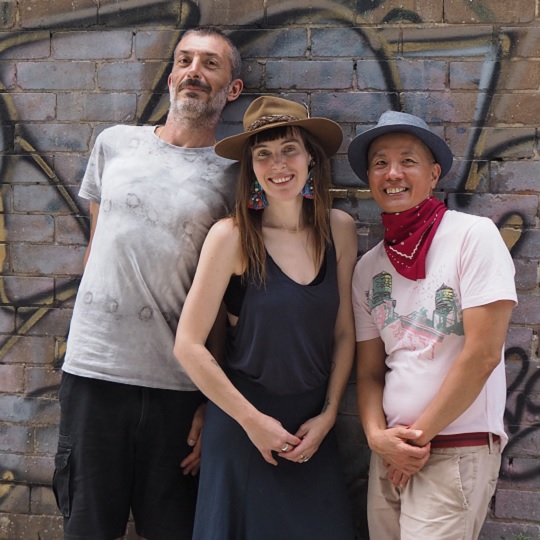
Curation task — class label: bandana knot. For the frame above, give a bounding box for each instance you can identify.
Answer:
[381,196,447,280]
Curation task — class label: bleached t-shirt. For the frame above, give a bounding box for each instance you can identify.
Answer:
[352,211,517,448]
[63,125,238,391]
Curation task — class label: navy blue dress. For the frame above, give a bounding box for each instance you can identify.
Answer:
[193,244,355,540]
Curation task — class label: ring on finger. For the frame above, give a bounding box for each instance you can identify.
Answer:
[281,443,289,452]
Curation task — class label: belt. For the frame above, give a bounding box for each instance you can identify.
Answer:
[430,432,500,449]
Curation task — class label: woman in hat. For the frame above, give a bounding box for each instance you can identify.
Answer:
[174,96,356,539]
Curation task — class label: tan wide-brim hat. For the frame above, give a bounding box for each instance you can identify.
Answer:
[214,95,343,161]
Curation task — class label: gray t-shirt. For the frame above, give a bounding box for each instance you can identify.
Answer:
[63,125,238,390]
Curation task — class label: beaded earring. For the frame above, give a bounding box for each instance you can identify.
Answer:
[301,161,315,199]
[248,180,268,210]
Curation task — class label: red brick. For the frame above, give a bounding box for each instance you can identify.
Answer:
[5,212,54,246]
[0,1,17,29]
[350,0,444,23]
[17,123,92,153]
[55,215,88,245]
[198,0,258,25]
[25,367,62,397]
[54,278,80,307]
[19,0,97,29]
[266,60,354,90]
[500,462,540,497]
[491,94,540,125]
[4,214,55,248]
[1,336,55,365]
[0,61,16,90]
[34,425,59,455]
[445,0,535,23]
[12,185,67,215]
[1,155,52,185]
[502,27,540,58]
[98,0,180,27]
[0,513,63,540]
[0,306,15,333]
[52,154,88,187]
[16,61,96,91]
[447,193,538,229]
[7,92,56,121]
[0,485,29,514]
[239,60,264,91]
[0,395,59,424]
[513,293,540,326]
[0,30,50,59]
[0,364,25,393]
[403,91,479,123]
[513,259,538,291]
[235,28,308,58]
[445,126,535,160]
[134,30,179,60]
[505,327,533,352]
[52,30,132,60]
[402,26,493,56]
[16,307,72,338]
[0,425,33,453]
[97,61,167,91]
[498,60,540,90]
[57,92,136,123]
[480,522,540,540]
[495,489,540,520]
[492,161,540,193]
[11,244,84,275]
[30,487,60,515]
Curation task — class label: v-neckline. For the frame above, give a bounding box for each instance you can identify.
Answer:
[265,248,325,287]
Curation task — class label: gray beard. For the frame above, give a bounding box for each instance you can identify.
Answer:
[169,87,229,128]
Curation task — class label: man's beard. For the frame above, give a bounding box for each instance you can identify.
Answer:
[169,79,230,126]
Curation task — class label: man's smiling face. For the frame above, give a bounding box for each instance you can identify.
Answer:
[367,132,441,214]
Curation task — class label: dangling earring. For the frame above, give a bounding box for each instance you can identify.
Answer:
[248,180,268,210]
[301,161,315,199]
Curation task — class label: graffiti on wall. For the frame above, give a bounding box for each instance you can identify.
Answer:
[0,0,538,512]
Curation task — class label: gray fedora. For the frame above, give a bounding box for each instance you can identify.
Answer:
[347,110,454,183]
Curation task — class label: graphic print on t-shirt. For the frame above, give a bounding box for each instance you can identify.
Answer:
[367,271,464,360]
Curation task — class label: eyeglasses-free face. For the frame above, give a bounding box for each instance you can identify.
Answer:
[367,132,441,214]
[251,133,312,204]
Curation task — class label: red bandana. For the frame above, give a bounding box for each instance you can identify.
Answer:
[381,196,447,281]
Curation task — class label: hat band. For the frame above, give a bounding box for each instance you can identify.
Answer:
[247,114,301,131]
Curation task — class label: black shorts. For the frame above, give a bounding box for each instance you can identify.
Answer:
[53,372,205,540]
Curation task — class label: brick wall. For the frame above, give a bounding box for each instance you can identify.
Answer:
[0,1,539,539]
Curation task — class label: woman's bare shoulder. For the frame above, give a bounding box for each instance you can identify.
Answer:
[207,217,240,244]
[329,209,357,259]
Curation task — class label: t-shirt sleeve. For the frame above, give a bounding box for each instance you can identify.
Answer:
[352,254,382,342]
[459,217,517,310]
[79,130,108,203]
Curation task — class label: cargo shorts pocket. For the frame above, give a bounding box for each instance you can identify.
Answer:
[53,438,72,518]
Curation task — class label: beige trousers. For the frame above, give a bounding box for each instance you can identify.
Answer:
[367,439,501,540]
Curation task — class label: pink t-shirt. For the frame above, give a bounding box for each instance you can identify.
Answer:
[353,210,517,448]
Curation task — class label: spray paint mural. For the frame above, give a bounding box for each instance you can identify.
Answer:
[0,0,538,537]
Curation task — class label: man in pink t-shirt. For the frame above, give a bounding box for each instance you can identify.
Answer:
[348,111,517,540]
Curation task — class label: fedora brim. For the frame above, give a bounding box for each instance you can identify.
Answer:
[348,124,454,183]
[215,118,343,161]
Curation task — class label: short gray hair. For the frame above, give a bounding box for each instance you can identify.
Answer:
[176,26,242,81]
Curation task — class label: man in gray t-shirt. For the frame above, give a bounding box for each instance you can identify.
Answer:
[53,27,243,540]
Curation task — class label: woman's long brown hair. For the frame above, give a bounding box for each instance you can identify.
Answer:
[234,126,332,284]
